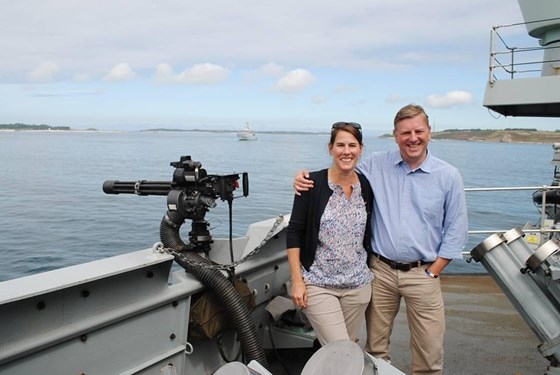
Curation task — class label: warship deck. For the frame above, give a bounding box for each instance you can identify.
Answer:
[269,274,549,374]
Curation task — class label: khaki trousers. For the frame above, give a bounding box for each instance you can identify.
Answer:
[304,283,372,346]
[366,257,445,375]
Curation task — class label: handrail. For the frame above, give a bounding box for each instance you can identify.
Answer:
[466,185,560,192]
[463,184,560,256]
[488,18,560,84]
[466,184,560,233]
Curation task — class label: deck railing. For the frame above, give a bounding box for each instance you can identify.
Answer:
[463,184,560,256]
[488,17,560,84]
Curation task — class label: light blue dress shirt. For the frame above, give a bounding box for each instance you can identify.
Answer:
[357,149,468,262]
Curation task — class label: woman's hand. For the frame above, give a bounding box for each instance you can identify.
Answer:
[291,279,308,309]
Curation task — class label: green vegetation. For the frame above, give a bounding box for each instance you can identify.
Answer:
[441,128,539,132]
[380,128,560,143]
[430,129,560,144]
[0,123,71,131]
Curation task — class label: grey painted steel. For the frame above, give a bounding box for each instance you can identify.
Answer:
[0,216,406,375]
[470,233,504,262]
[517,0,560,48]
[527,240,560,272]
[483,1,560,117]
[213,361,250,375]
[483,77,560,117]
[0,218,294,374]
[524,240,560,317]
[301,340,406,375]
[502,227,524,244]
[503,228,534,266]
[471,232,560,367]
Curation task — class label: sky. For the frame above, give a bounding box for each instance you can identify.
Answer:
[1,0,559,133]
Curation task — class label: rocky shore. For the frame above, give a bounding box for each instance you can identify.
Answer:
[430,129,560,143]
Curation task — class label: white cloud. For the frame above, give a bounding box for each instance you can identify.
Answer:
[272,69,315,93]
[242,62,286,85]
[28,61,60,82]
[4,1,549,132]
[1,1,524,80]
[104,63,136,82]
[425,90,474,108]
[177,63,229,84]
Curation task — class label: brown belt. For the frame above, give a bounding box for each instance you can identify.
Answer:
[369,252,431,272]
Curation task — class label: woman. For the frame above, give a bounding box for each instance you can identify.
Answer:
[286,121,373,345]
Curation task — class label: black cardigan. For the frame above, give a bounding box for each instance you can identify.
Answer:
[286,169,373,271]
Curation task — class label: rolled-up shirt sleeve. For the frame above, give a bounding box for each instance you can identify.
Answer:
[438,168,469,260]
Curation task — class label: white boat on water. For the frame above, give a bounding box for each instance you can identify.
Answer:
[237,123,257,141]
[2,2,560,374]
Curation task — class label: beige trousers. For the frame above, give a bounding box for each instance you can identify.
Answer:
[304,283,372,346]
[365,257,445,375]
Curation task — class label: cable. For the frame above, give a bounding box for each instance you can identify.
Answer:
[267,317,292,375]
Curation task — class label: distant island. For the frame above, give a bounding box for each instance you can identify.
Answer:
[140,128,329,135]
[0,123,72,131]
[381,128,560,144]
[4,123,560,143]
[0,124,324,135]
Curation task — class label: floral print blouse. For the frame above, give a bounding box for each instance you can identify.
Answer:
[302,179,373,289]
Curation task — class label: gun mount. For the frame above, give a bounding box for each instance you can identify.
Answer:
[103,155,248,253]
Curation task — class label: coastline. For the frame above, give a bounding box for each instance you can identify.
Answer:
[431,129,560,144]
[0,127,328,135]
[0,129,123,133]
[4,126,559,143]
[380,129,560,144]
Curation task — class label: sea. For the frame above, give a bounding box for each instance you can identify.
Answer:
[0,130,555,282]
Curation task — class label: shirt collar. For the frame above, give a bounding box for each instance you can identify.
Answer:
[392,149,432,173]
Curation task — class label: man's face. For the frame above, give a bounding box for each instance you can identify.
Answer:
[393,114,431,169]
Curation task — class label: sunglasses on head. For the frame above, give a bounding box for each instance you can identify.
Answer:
[331,122,362,133]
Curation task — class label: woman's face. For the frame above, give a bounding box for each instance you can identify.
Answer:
[328,129,363,172]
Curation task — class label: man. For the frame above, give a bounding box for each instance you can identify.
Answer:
[294,104,468,375]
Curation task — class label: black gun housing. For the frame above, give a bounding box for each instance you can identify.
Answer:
[102,155,248,253]
[103,155,248,201]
